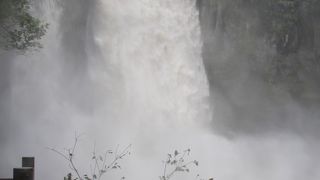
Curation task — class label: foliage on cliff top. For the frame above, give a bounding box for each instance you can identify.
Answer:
[0,0,48,52]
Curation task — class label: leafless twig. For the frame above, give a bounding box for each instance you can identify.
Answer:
[160,149,199,180]
[48,133,131,180]
[47,133,83,180]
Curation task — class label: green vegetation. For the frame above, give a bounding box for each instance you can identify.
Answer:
[0,0,48,52]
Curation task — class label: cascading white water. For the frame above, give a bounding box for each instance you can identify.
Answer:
[84,2,213,178]
[2,1,319,180]
[89,0,211,128]
[2,0,213,179]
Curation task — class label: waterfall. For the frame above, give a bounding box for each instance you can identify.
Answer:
[88,0,211,127]
[85,1,213,178]
[1,1,318,180]
[1,0,212,179]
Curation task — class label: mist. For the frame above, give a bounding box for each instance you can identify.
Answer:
[1,0,320,180]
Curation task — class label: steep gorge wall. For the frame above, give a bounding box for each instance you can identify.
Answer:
[197,0,320,137]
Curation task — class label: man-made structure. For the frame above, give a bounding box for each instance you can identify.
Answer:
[0,157,34,180]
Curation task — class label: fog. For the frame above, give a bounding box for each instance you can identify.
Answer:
[1,0,320,180]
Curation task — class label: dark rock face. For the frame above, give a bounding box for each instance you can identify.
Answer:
[197,0,320,137]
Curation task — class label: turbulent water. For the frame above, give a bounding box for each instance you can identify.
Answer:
[2,0,213,179]
[1,1,320,180]
[89,0,211,127]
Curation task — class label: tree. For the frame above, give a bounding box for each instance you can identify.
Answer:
[0,0,48,52]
